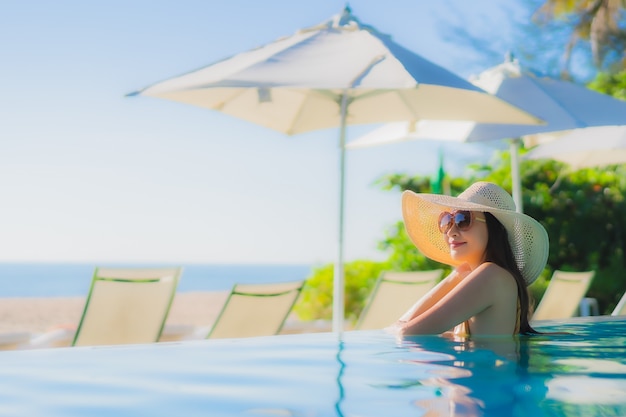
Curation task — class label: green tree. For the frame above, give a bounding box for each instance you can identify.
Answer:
[588,69,626,98]
[534,0,626,72]
[440,0,626,82]
[293,259,390,324]
[522,161,626,312]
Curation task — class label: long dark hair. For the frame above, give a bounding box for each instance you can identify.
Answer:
[483,212,539,334]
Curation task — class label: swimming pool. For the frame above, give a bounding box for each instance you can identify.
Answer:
[0,316,624,416]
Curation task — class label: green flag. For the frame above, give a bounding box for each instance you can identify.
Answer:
[431,148,445,194]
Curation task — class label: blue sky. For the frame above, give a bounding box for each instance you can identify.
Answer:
[0,1,520,265]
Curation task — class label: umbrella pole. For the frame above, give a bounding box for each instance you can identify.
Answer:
[333,93,349,335]
[332,58,383,335]
[510,138,523,213]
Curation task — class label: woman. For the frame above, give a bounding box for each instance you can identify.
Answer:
[393,181,549,336]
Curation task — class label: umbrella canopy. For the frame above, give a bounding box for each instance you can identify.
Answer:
[347,57,626,212]
[347,120,477,147]
[128,7,542,334]
[130,11,541,133]
[524,125,626,169]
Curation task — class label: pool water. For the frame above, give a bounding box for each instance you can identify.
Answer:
[0,316,625,416]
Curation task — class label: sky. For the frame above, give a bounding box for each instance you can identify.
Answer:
[0,1,521,265]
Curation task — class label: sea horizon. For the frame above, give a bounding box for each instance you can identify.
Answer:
[0,262,315,298]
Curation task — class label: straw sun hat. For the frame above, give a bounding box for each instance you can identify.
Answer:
[402,181,549,285]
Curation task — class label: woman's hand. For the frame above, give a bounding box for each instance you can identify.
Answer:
[385,320,403,334]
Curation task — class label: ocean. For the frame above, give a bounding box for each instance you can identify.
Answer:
[0,263,314,298]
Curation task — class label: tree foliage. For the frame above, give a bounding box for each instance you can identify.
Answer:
[534,0,626,73]
[439,0,626,82]
[523,162,626,311]
[588,68,626,98]
[293,259,390,323]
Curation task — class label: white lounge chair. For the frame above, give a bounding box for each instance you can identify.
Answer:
[531,270,595,321]
[611,291,626,316]
[206,280,305,339]
[72,266,182,346]
[29,266,182,348]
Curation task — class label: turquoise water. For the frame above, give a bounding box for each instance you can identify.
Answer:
[0,263,313,297]
[0,316,625,416]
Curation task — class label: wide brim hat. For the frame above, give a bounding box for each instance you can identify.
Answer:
[402,181,549,285]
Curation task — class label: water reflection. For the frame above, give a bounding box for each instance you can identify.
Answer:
[335,340,346,417]
[392,333,541,416]
[381,318,626,416]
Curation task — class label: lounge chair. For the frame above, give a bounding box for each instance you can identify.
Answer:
[531,270,595,321]
[206,280,305,339]
[72,266,182,346]
[355,270,443,330]
[30,266,182,348]
[611,291,626,316]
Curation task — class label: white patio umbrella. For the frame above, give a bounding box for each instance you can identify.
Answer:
[128,7,542,333]
[524,125,626,169]
[348,57,626,212]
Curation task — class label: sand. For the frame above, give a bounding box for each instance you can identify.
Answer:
[0,291,229,335]
[0,291,329,337]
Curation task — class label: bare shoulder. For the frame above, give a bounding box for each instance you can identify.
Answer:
[469,262,517,290]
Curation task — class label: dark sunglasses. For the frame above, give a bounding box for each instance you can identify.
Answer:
[438,210,486,234]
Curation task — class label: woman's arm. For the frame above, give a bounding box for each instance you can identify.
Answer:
[397,263,471,322]
[395,263,504,335]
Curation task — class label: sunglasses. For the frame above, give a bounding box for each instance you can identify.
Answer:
[438,210,486,234]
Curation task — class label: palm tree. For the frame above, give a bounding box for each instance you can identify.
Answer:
[533,0,626,75]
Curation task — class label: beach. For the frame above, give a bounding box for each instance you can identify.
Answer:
[0,291,326,338]
[0,291,228,335]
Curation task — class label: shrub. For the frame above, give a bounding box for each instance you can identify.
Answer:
[293,259,390,324]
